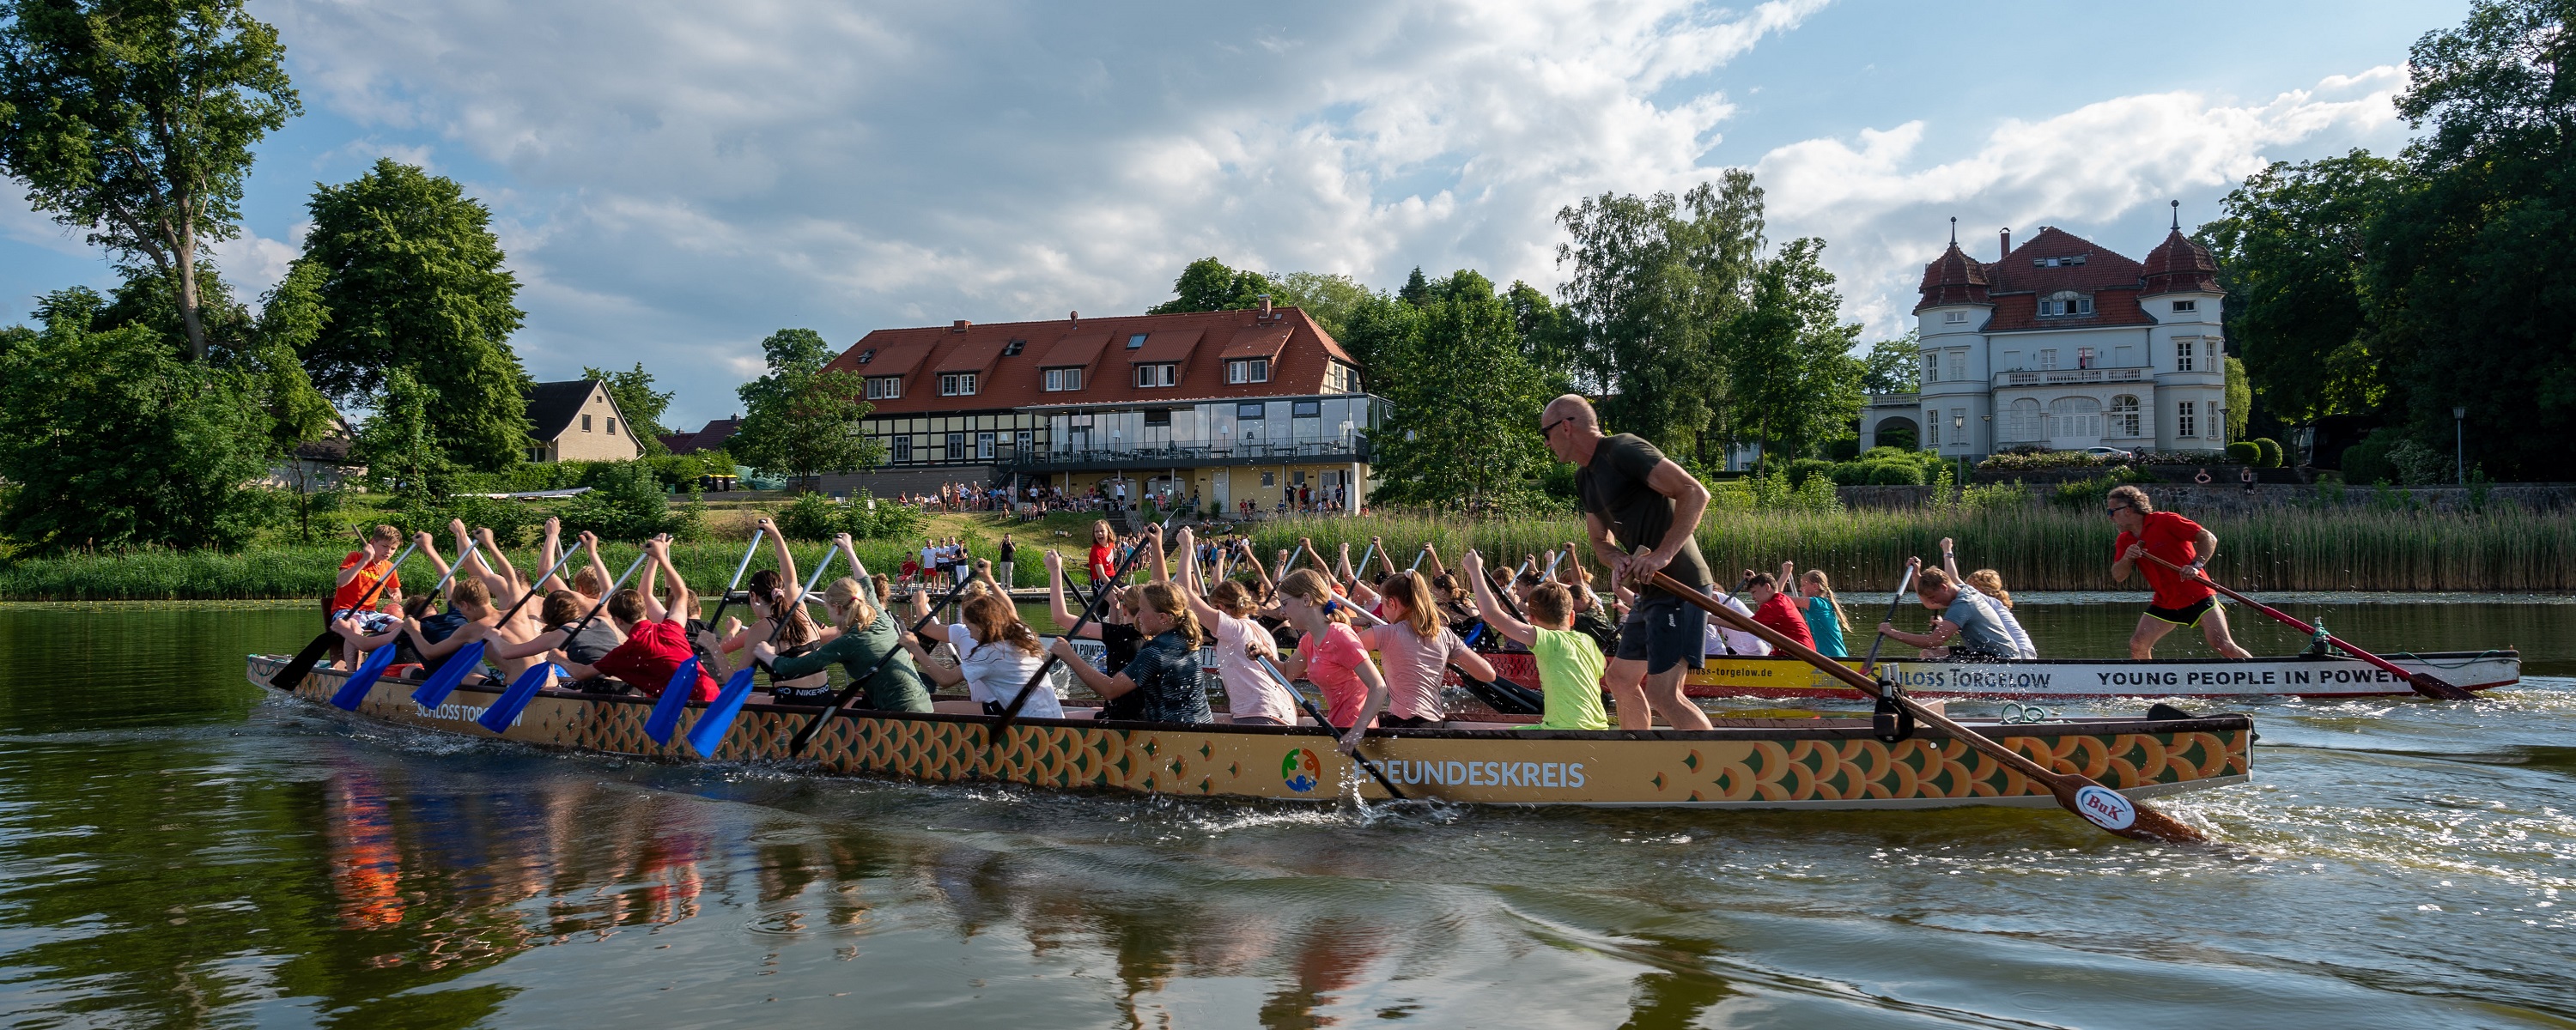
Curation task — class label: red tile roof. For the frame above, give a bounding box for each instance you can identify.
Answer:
[2140,228,2220,296]
[1969,226,2160,334]
[829,306,1358,415]
[1913,241,1991,312]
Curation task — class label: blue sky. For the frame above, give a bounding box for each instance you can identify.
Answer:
[0,0,2468,430]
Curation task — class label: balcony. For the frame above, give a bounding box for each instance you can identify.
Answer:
[1003,438,1373,473]
[1997,367,2146,388]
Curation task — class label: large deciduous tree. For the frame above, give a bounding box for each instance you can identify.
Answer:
[2201,151,2403,425]
[295,158,532,471]
[728,328,878,491]
[1719,238,1866,467]
[1367,270,1556,512]
[1148,258,1279,315]
[0,0,298,360]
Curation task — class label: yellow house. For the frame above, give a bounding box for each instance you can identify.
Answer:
[525,380,640,463]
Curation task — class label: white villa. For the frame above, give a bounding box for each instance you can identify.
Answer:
[1860,206,2232,461]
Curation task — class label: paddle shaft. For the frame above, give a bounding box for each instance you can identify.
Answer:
[1860,565,1917,677]
[2135,552,2472,700]
[787,572,977,755]
[1255,652,1404,800]
[1647,570,2205,845]
[491,540,586,628]
[1478,560,1528,624]
[993,514,1176,731]
[1354,542,1377,582]
[697,530,769,659]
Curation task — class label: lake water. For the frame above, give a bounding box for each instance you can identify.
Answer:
[3,598,2572,1027]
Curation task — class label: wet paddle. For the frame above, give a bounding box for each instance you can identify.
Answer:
[685,542,834,756]
[1860,565,1917,677]
[1649,570,2208,845]
[988,514,1177,736]
[1254,652,1404,800]
[2137,552,2477,701]
[690,528,768,666]
[270,542,418,690]
[332,542,477,711]
[642,656,702,744]
[475,550,653,734]
[412,540,587,710]
[782,570,981,756]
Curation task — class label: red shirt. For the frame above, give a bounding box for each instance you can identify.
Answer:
[2117,510,2216,609]
[1752,591,1816,651]
[332,551,400,611]
[1087,542,1115,582]
[592,619,720,701]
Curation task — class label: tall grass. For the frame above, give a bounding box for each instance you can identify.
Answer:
[1243,506,2576,592]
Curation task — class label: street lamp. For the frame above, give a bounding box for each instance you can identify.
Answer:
[2454,405,2468,483]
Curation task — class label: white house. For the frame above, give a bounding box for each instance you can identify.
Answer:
[1861,205,2232,461]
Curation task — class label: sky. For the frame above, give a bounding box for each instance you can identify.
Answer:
[0,0,2471,432]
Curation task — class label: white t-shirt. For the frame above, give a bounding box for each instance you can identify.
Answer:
[1702,591,1771,656]
[1212,611,1295,724]
[1955,585,2037,658]
[945,623,1063,718]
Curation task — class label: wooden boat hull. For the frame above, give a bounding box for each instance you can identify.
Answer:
[1476,650,2519,700]
[248,655,2251,809]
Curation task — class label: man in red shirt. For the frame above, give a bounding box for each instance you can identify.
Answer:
[2107,485,2251,659]
[559,536,720,701]
[1738,571,1817,651]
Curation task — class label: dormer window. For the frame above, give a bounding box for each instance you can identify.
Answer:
[2033,254,2087,267]
[2170,300,2197,313]
[1134,363,1179,388]
[2038,291,2093,317]
[1943,311,1968,324]
[1001,338,1027,356]
[866,376,902,400]
[856,348,876,364]
[939,372,977,397]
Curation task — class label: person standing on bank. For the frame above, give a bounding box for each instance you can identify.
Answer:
[1541,394,1714,731]
[996,534,1017,591]
[2107,484,2253,659]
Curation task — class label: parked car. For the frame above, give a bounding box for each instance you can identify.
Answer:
[2081,446,2136,461]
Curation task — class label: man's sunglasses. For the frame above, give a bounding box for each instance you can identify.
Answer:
[2105,504,2131,516]
[1540,417,1571,436]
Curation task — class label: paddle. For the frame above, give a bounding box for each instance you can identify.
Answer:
[783,567,980,757]
[475,549,653,734]
[1254,651,1404,800]
[1860,565,1916,677]
[2136,552,2476,701]
[331,541,477,711]
[1409,543,1430,573]
[691,528,768,666]
[270,542,418,691]
[685,542,834,756]
[1648,570,2205,844]
[988,513,1178,736]
[412,539,588,710]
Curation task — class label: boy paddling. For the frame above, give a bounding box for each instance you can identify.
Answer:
[2105,485,2251,659]
[557,536,721,701]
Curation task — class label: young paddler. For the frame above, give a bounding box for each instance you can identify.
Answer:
[750,531,934,714]
[559,536,720,701]
[1462,548,1608,730]
[1045,525,1213,725]
[709,518,833,703]
[330,524,404,668]
[1171,526,1296,726]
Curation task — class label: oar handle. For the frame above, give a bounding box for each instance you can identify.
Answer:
[1255,652,1404,800]
[495,540,585,625]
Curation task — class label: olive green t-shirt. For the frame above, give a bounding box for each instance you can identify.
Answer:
[1530,627,1609,730]
[1576,433,1711,596]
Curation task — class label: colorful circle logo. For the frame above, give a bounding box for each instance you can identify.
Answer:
[1281,748,1321,792]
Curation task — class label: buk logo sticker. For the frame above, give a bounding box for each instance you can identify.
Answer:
[1282,748,1322,793]
[2074,785,2138,831]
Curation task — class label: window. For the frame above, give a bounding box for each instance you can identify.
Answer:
[2002,350,2022,369]
[1014,429,1031,454]
[2176,340,2195,372]
[940,372,977,396]
[2171,300,2197,313]
[856,348,876,365]
[2039,348,2059,370]
[1293,400,1320,417]
[1943,310,1968,324]
[977,432,994,460]
[1947,349,1966,381]
[1237,402,1265,418]
[1922,353,1939,385]
[2115,345,2135,367]
[1260,471,1275,487]
[2110,395,2142,437]
[606,418,617,436]
[2176,401,2196,439]
[1227,357,1270,384]
[891,436,912,463]
[2004,398,2043,442]
[2076,347,2095,369]
[2038,291,2094,317]
[1134,363,1178,388]
[2033,254,2087,267]
[1144,409,1170,427]
[866,376,903,400]
[1001,338,1027,356]
[1127,333,1147,349]
[945,432,963,459]
[1925,409,1941,445]
[2205,339,2220,365]
[581,414,592,432]
[1324,361,1360,392]
[2046,397,2101,439]
[1042,367,1081,391]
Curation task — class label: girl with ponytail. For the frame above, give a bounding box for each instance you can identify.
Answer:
[1355,569,1492,728]
[1272,568,1391,752]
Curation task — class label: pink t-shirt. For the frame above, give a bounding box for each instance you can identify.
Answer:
[1298,622,1376,729]
[1358,621,1466,723]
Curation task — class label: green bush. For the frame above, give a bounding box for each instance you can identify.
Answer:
[772,489,925,542]
[2226,441,2261,464]
[1978,450,2123,472]
[2049,466,2160,510]
[2340,429,2396,483]
[383,494,547,548]
[556,462,701,541]
[1865,462,1925,486]
[1824,436,1861,462]
[2252,438,2283,468]
[1785,457,1834,486]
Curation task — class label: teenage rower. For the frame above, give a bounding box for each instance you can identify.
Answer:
[752,537,935,714]
[557,536,720,701]
[1542,394,1716,730]
[1041,548,1148,718]
[1270,568,1392,750]
[330,524,406,667]
[901,575,1063,718]
[1876,560,2016,660]
[1937,538,2037,658]
[1461,549,1609,730]
[1172,527,1296,726]
[2106,485,2251,659]
[489,531,623,690]
[1738,571,1817,652]
[709,519,832,700]
[1357,568,1493,728]
[397,530,505,682]
[1777,560,1851,659]
[1046,530,1213,725]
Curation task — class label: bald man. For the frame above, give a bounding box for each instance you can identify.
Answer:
[1541,395,1714,731]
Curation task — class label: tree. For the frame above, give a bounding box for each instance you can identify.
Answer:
[1366,271,1555,511]
[582,362,675,456]
[1147,258,1278,314]
[2223,355,2252,441]
[1505,280,1577,389]
[1553,171,1767,459]
[1718,238,1866,466]
[2201,151,2403,424]
[0,288,282,551]
[347,367,453,505]
[1270,270,1371,339]
[1861,330,1920,395]
[728,328,878,491]
[0,0,299,360]
[294,159,532,471]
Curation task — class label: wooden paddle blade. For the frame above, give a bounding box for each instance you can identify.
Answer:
[268,631,338,690]
[2407,673,2479,701]
[2042,776,2208,844]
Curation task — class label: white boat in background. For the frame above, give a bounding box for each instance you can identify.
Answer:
[1478,650,2519,701]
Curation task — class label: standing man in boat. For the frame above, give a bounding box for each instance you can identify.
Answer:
[1540,394,1714,731]
[2106,485,2253,659]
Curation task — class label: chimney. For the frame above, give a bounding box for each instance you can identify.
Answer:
[2000,228,2011,262]
[1068,310,1078,322]
[951,319,971,333]
[1259,294,1273,319]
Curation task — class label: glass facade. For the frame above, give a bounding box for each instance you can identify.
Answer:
[854,394,1387,470]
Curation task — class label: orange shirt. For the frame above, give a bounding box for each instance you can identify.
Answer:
[333,551,400,612]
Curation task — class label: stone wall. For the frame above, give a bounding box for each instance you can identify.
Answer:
[1838,482,2576,513]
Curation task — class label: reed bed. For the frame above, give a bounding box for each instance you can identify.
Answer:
[1242,507,2576,593]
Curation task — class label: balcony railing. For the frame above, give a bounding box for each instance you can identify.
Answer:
[1997,367,2148,388]
[1005,439,1371,469]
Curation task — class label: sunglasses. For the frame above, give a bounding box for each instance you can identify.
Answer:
[1540,417,1571,436]
[2105,504,2130,516]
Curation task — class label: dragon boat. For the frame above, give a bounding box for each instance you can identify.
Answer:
[1473,649,2519,700]
[248,653,2251,809]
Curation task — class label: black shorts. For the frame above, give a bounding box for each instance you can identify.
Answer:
[772,684,835,706]
[2145,597,2217,627]
[1613,592,1706,676]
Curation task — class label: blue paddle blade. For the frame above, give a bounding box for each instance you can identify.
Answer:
[643,656,700,744]
[683,667,761,757]
[477,663,556,734]
[331,643,398,711]
[409,639,487,709]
